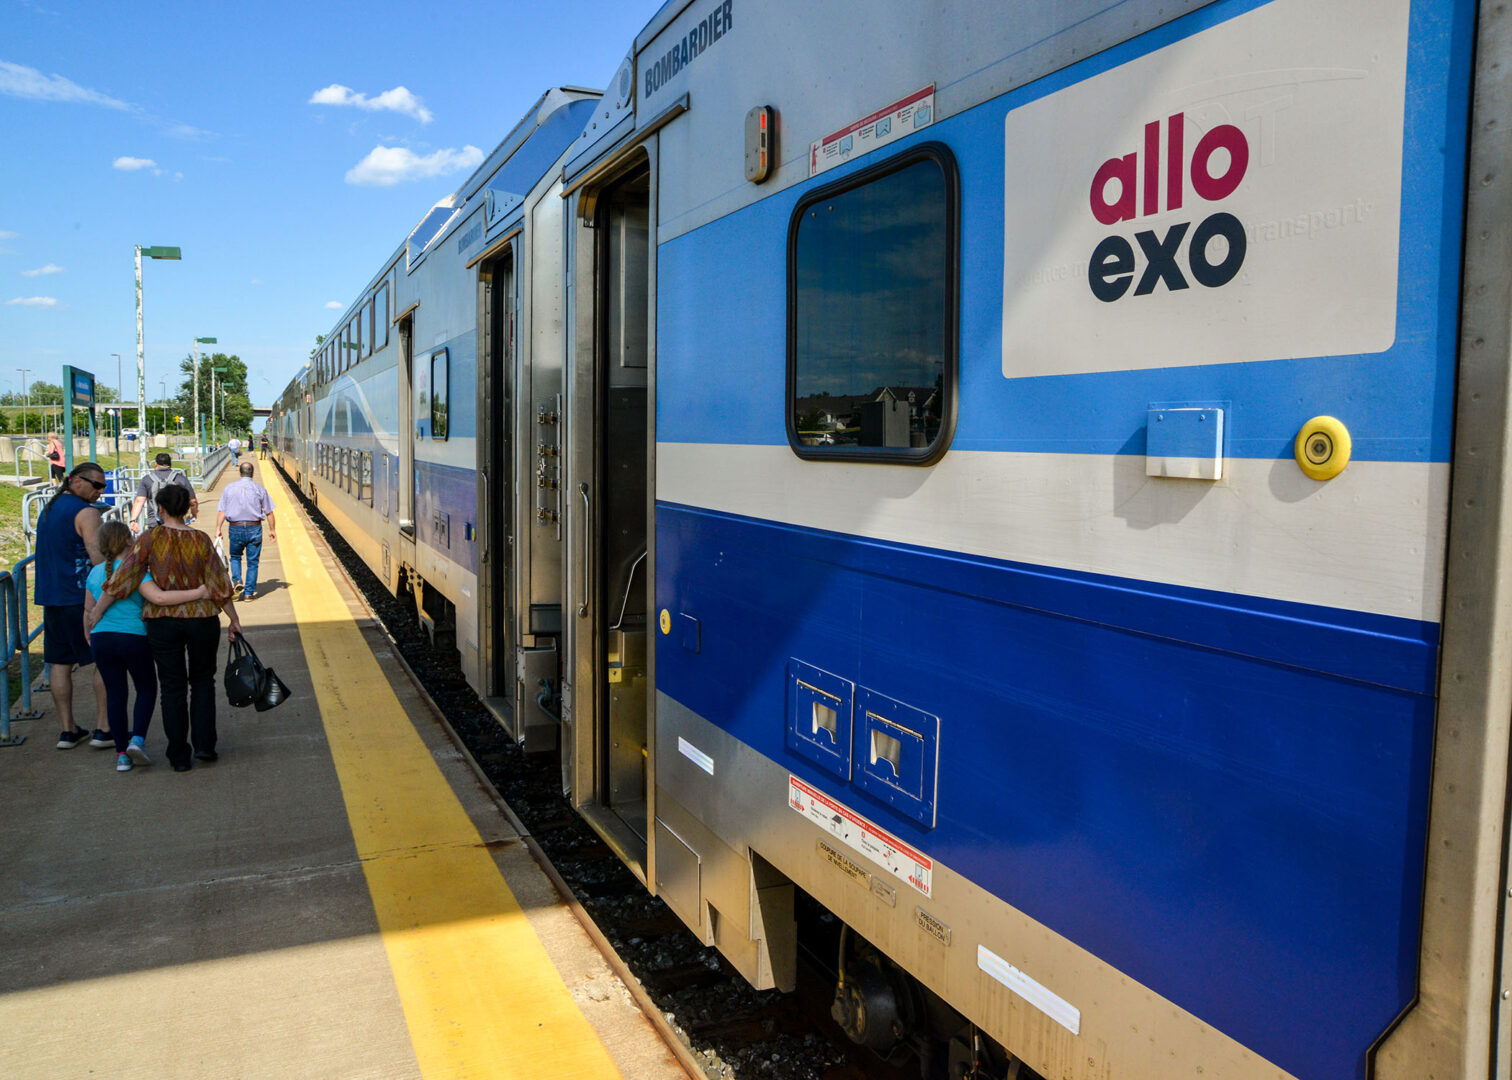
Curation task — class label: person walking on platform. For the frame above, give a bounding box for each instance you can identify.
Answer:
[45,432,65,483]
[228,436,242,464]
[36,462,110,748]
[94,483,240,772]
[258,433,269,460]
[131,452,197,533]
[215,461,276,601]
[83,521,209,772]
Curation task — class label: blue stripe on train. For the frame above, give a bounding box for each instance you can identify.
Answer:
[654,500,1435,1080]
[656,0,1471,465]
[415,458,477,574]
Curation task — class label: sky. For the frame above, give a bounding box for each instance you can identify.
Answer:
[1,0,655,412]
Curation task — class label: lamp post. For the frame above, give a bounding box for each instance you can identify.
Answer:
[15,368,29,443]
[193,336,216,456]
[110,353,121,461]
[210,365,228,445]
[159,379,167,438]
[135,244,181,470]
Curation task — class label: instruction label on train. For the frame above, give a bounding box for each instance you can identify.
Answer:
[789,775,932,897]
[809,85,934,177]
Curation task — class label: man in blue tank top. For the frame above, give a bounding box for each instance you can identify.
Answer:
[37,463,109,748]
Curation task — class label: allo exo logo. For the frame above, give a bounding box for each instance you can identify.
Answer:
[1087,113,1250,302]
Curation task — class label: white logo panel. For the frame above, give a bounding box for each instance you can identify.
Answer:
[1001,0,1409,378]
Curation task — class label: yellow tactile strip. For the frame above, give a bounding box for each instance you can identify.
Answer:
[268,470,622,1080]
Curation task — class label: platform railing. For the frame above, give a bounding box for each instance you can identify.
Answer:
[0,559,35,747]
[7,555,43,733]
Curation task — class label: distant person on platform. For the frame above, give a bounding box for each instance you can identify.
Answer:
[228,436,242,463]
[132,453,197,532]
[258,433,269,459]
[45,432,65,483]
[37,462,110,748]
[215,461,276,602]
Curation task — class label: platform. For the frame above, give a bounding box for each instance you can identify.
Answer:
[0,459,685,1080]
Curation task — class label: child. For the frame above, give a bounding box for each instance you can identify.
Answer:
[83,521,208,772]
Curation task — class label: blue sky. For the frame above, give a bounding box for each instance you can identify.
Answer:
[1,0,653,410]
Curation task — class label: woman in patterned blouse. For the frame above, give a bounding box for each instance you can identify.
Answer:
[91,481,242,772]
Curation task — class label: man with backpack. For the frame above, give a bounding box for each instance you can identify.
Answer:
[131,453,198,533]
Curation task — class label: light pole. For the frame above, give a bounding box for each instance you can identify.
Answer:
[15,368,29,443]
[159,379,167,438]
[135,244,181,469]
[110,353,122,461]
[193,336,216,455]
[211,365,227,444]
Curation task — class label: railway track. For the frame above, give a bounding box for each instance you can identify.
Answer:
[284,469,919,1080]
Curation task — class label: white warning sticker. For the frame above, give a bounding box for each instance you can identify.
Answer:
[788,774,932,897]
[809,85,935,177]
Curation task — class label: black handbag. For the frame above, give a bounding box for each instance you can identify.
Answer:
[224,633,264,708]
[255,666,292,712]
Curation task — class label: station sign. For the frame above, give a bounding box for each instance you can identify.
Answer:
[67,367,96,406]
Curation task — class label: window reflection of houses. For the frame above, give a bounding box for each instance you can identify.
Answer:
[794,385,939,448]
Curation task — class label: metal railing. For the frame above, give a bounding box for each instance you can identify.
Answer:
[0,554,44,747]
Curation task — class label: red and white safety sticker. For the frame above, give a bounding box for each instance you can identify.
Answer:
[788,775,932,897]
[809,85,935,177]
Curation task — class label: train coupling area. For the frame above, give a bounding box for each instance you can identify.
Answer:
[0,462,688,1080]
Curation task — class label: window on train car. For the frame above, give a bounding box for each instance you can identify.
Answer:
[787,144,958,464]
[362,451,373,505]
[374,285,389,351]
[354,310,365,361]
[360,301,372,359]
[430,348,449,440]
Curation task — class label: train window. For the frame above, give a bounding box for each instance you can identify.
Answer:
[787,143,958,464]
[430,348,449,440]
[354,308,365,360]
[361,451,373,505]
[374,285,389,351]
[360,301,372,359]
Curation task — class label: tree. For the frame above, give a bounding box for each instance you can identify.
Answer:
[177,352,248,431]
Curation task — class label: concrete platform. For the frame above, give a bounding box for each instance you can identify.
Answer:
[0,460,686,1080]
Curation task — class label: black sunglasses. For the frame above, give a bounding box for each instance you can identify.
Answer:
[74,476,106,490]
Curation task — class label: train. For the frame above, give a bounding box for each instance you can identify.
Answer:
[268,1,1512,1077]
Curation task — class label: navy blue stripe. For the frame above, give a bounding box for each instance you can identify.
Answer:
[657,501,1437,695]
[653,499,1436,1080]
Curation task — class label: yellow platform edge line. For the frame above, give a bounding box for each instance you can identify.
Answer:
[266,469,623,1080]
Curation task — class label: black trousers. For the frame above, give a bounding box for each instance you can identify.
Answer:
[145,617,220,767]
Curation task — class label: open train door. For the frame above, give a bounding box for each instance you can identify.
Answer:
[563,152,655,878]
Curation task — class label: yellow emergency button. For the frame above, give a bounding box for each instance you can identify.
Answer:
[659,609,671,635]
[1295,416,1351,480]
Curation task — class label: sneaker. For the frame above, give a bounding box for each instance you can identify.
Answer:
[56,729,89,749]
[193,749,218,763]
[116,753,132,773]
[241,592,255,602]
[88,729,113,749]
[127,737,152,766]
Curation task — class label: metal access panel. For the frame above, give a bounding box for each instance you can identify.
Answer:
[654,817,704,934]
[516,645,560,752]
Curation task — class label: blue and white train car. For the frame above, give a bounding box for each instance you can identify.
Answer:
[551,0,1509,1078]
[274,87,601,742]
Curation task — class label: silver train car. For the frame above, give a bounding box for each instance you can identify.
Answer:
[271,1,1512,1076]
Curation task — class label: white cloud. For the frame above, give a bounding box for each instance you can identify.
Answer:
[250,278,263,286]
[6,296,59,307]
[324,300,342,310]
[21,263,62,277]
[309,83,432,124]
[345,144,483,187]
[0,61,129,109]
[113,156,160,173]
[0,231,17,240]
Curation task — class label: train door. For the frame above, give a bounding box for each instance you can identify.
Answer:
[565,162,653,871]
[397,314,417,542]
[479,250,515,711]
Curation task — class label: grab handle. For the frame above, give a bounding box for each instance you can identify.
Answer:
[577,482,590,618]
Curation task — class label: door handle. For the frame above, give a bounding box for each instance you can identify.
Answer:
[577,482,590,618]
